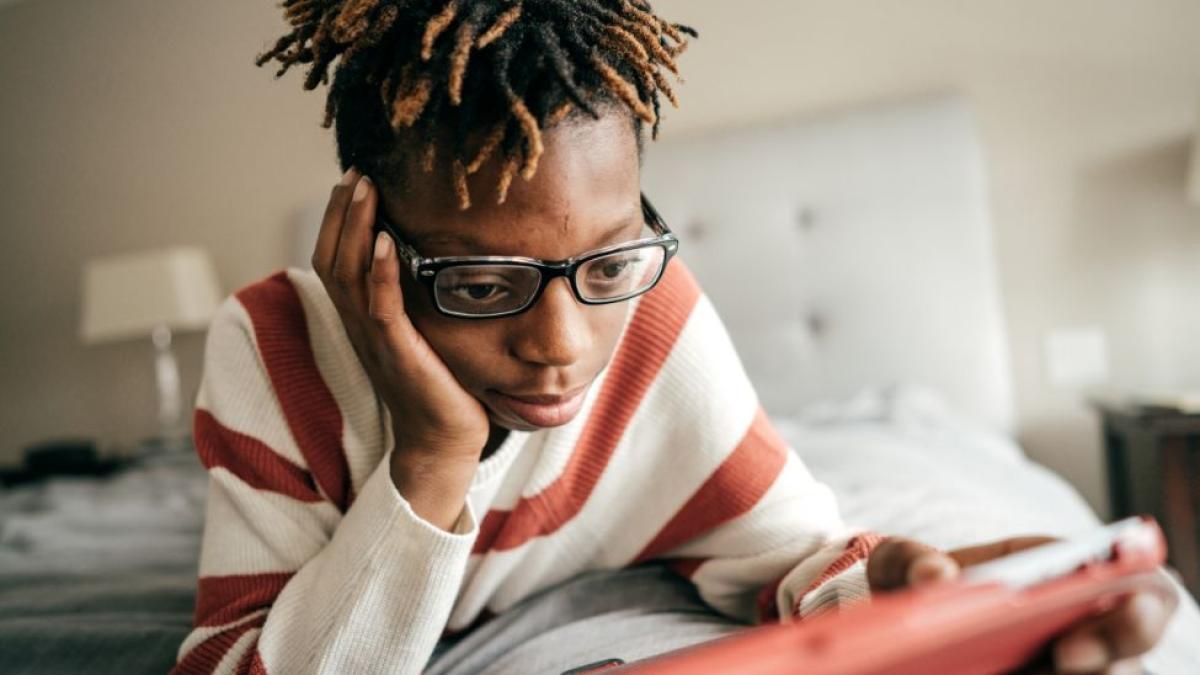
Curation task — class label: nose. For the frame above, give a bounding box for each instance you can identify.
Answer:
[509,277,592,367]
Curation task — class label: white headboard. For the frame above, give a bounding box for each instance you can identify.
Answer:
[639,95,1015,432]
[287,95,1014,432]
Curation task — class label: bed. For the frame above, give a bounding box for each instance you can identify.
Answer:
[635,94,1200,672]
[2,95,1197,674]
[0,452,206,673]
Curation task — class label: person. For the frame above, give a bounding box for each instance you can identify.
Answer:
[172,1,1179,673]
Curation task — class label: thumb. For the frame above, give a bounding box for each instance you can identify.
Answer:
[868,537,961,591]
[908,551,962,588]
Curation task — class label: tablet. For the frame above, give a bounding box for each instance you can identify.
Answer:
[625,517,1168,675]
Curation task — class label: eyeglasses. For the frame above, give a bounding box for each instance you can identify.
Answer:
[373,193,680,319]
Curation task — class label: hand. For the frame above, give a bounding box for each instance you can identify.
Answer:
[867,536,1179,674]
[312,167,491,527]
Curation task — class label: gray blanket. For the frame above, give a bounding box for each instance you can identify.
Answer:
[0,452,206,674]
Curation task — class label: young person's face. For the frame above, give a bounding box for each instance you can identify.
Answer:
[376,112,643,432]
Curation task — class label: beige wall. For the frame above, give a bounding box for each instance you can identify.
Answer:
[2,0,1199,516]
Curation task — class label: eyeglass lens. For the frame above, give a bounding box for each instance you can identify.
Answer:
[432,244,667,316]
[576,246,666,301]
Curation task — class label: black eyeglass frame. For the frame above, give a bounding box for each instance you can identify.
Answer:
[373,192,680,319]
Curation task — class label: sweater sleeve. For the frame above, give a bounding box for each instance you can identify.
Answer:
[630,288,888,625]
[173,294,476,675]
[654,442,888,625]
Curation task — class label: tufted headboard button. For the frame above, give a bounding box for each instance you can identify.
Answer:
[795,207,817,232]
[684,219,707,241]
[805,312,826,339]
[636,97,1015,431]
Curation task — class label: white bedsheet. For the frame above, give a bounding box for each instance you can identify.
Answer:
[774,385,1200,674]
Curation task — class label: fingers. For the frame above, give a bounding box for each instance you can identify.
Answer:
[330,173,378,312]
[867,537,961,592]
[947,535,1058,568]
[313,167,359,276]
[313,168,382,375]
[866,535,1175,674]
[866,534,1055,593]
[368,230,412,343]
[1053,631,1111,673]
[1018,655,1140,675]
[1102,659,1144,675]
[1052,588,1174,672]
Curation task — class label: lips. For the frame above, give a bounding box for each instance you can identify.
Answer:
[504,389,583,405]
[494,384,590,427]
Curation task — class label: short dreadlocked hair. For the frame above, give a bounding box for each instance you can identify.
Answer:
[255,0,696,209]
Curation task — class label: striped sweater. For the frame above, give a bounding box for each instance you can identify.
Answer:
[173,260,885,674]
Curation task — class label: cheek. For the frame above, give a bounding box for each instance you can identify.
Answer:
[588,303,631,363]
[402,281,504,393]
[409,313,506,394]
[406,291,632,397]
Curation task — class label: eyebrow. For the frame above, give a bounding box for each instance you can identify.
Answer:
[408,206,645,255]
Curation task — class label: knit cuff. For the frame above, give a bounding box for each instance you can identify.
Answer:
[337,448,479,553]
[791,532,888,621]
[759,531,889,624]
[309,450,479,671]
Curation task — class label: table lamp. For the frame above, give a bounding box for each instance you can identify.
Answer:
[80,246,222,454]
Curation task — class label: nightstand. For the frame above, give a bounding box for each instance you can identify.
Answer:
[1095,402,1200,600]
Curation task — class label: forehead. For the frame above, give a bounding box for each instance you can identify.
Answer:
[379,113,643,258]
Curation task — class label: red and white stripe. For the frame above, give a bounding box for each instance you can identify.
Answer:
[174,262,880,674]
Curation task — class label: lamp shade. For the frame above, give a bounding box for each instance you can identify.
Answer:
[81,246,222,344]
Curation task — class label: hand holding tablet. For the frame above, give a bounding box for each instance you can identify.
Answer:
[630,517,1179,675]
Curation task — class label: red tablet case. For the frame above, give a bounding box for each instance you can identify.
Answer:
[626,517,1167,675]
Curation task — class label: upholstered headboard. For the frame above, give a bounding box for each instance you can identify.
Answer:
[638,95,1014,432]
[288,95,1014,432]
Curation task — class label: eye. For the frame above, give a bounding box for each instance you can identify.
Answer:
[589,253,643,282]
[446,281,510,302]
[600,260,630,278]
[434,264,542,314]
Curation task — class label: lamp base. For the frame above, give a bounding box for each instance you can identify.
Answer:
[152,325,185,443]
[135,434,193,458]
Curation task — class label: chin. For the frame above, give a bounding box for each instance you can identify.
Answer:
[486,409,576,433]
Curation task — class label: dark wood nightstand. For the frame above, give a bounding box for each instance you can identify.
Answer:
[1096,402,1200,600]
